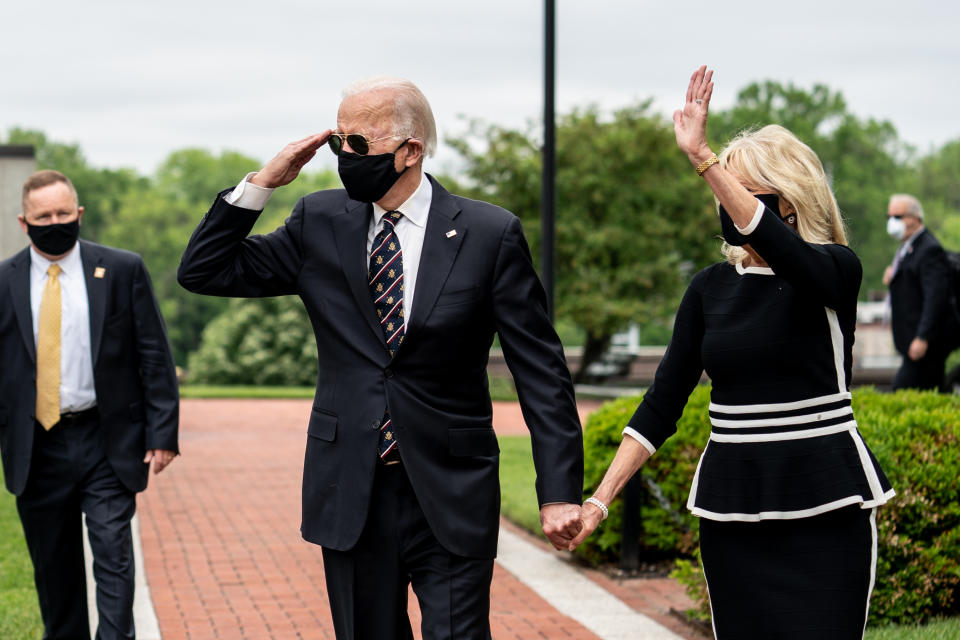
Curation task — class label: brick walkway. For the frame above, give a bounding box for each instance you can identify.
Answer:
[137,399,701,639]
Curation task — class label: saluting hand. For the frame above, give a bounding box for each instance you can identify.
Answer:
[251,131,332,189]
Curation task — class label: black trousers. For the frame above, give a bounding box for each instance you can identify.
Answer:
[16,415,137,640]
[700,506,876,640]
[893,344,949,391]
[321,462,494,640]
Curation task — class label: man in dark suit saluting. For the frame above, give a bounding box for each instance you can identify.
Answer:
[884,193,955,390]
[0,170,180,639]
[178,77,584,639]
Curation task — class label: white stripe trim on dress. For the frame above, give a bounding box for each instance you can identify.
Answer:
[708,421,857,443]
[849,426,889,502]
[690,495,871,522]
[622,427,657,455]
[709,391,851,414]
[709,406,853,428]
[735,262,775,276]
[862,508,878,639]
[685,441,710,511]
[825,307,846,392]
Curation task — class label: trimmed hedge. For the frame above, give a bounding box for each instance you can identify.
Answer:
[576,385,960,625]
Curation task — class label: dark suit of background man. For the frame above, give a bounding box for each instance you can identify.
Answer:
[0,170,179,640]
[884,193,954,391]
[178,77,584,640]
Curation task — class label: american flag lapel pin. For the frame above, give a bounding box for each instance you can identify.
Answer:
[94,267,106,279]
[446,229,457,238]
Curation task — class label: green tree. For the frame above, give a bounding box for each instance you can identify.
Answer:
[187,296,318,385]
[448,103,717,379]
[708,82,912,295]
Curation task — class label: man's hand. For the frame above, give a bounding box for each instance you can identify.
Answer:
[251,132,331,189]
[144,449,177,475]
[568,501,605,551]
[540,503,583,550]
[908,337,928,361]
[883,265,894,286]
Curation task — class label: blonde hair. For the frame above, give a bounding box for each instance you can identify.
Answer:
[342,77,438,157]
[718,125,847,265]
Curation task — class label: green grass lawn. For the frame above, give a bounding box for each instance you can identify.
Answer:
[0,491,43,639]
[180,375,520,402]
[496,434,960,638]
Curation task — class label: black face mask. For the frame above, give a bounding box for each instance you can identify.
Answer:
[718,193,785,246]
[27,219,80,255]
[337,139,410,203]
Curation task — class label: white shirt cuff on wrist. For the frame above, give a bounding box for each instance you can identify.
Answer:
[225,172,274,210]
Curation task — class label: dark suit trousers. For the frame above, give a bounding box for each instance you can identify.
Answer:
[893,346,949,391]
[16,414,136,640]
[321,461,494,640]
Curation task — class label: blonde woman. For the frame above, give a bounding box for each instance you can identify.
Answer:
[571,67,894,639]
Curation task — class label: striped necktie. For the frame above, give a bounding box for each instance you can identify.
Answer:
[369,211,405,458]
[36,263,63,430]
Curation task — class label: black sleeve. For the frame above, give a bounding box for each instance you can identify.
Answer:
[915,240,951,341]
[745,207,862,310]
[492,216,584,506]
[131,257,180,452]
[177,189,303,297]
[626,272,706,451]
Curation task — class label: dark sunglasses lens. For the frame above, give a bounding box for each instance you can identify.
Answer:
[329,135,342,155]
[347,134,369,155]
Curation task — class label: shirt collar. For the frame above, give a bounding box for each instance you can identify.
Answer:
[30,241,82,277]
[372,172,432,229]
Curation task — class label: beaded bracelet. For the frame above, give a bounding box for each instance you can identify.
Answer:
[584,496,609,521]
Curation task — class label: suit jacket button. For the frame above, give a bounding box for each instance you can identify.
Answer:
[384,368,394,379]
[371,419,381,430]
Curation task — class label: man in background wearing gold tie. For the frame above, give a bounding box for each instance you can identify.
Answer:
[0,170,179,639]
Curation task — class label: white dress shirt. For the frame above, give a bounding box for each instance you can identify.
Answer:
[226,172,433,323]
[30,243,97,412]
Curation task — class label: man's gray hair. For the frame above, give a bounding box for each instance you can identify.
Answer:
[342,77,438,157]
[889,193,924,220]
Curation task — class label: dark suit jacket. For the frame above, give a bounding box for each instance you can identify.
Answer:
[889,228,952,354]
[178,175,583,559]
[0,241,180,496]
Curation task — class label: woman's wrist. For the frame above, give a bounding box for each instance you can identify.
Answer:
[688,146,715,166]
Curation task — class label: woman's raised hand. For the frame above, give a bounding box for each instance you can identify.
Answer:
[673,66,714,162]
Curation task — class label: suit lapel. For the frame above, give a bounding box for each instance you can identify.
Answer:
[404,177,464,343]
[332,201,387,348]
[8,249,36,364]
[80,241,108,366]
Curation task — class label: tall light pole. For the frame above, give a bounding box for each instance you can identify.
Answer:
[542,0,556,322]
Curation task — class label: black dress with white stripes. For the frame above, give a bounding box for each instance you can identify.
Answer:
[624,204,894,521]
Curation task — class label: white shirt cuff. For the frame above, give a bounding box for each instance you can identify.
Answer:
[733,200,765,235]
[224,172,274,210]
[622,426,657,455]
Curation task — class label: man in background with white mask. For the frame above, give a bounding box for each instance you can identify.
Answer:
[883,193,953,390]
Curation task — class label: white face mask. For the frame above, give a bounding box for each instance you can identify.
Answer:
[887,216,906,240]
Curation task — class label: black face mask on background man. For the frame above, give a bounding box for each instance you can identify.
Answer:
[718,193,786,246]
[27,219,80,256]
[337,139,410,203]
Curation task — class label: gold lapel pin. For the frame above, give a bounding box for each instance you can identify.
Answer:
[94,267,106,279]
[446,230,457,238]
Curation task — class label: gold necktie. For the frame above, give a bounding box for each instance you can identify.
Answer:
[36,264,62,430]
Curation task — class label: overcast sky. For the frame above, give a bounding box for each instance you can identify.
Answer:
[3,0,958,178]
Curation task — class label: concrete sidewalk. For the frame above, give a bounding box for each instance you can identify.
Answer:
[133,399,701,639]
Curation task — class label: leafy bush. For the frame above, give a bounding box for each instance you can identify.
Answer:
[576,385,960,625]
[186,297,318,385]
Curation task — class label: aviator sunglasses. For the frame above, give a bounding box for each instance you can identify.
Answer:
[328,133,409,156]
